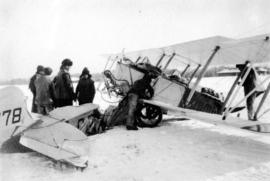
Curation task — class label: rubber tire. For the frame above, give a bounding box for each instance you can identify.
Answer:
[136,104,162,128]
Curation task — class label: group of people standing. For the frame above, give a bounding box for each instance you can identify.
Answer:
[29,58,96,115]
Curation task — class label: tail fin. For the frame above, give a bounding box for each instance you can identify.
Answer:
[0,86,32,129]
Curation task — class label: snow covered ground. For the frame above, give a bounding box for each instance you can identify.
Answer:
[1,120,270,181]
[1,77,270,181]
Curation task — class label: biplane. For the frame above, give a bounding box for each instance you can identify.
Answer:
[0,86,99,169]
[100,33,270,130]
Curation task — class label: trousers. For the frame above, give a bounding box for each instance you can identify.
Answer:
[126,93,139,127]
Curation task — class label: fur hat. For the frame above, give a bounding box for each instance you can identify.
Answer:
[36,65,44,73]
[61,58,73,66]
[44,67,53,75]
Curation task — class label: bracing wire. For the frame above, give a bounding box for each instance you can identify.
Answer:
[174,53,200,65]
[258,108,270,119]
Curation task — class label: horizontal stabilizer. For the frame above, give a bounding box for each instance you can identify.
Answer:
[20,121,89,167]
[49,103,99,121]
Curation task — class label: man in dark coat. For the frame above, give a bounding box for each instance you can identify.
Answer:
[126,73,155,130]
[236,61,260,120]
[105,72,156,130]
[29,65,44,113]
[76,67,96,105]
[53,59,75,107]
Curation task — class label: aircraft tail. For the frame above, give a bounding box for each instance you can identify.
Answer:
[0,86,35,152]
[0,86,32,130]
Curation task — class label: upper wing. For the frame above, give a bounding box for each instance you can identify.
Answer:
[110,33,270,67]
[110,36,231,66]
[164,33,270,66]
[163,36,233,66]
[214,33,270,66]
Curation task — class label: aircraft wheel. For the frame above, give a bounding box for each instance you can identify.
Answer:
[136,104,162,128]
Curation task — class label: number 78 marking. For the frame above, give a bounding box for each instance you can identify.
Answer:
[2,108,22,126]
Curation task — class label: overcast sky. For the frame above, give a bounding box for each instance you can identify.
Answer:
[0,0,270,80]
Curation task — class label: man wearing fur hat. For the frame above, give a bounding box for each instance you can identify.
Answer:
[53,58,75,107]
[35,67,54,115]
[29,65,44,113]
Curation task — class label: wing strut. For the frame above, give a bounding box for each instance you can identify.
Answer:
[163,53,176,70]
[254,82,270,120]
[185,46,220,106]
[222,63,253,120]
[187,64,201,85]
[224,75,270,119]
[135,56,141,63]
[221,61,249,111]
[181,64,190,77]
[156,53,166,67]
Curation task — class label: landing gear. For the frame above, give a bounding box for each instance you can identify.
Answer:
[136,104,162,128]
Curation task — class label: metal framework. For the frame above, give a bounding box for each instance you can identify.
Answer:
[254,82,270,120]
[221,61,249,111]
[185,46,220,106]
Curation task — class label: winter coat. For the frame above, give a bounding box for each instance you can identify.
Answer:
[53,69,74,100]
[29,74,39,112]
[29,74,37,95]
[128,76,154,99]
[76,77,95,104]
[34,75,53,105]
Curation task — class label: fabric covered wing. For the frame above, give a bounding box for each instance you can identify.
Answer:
[141,99,263,128]
[216,33,270,65]
[20,121,89,167]
[48,103,99,121]
[110,33,270,67]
